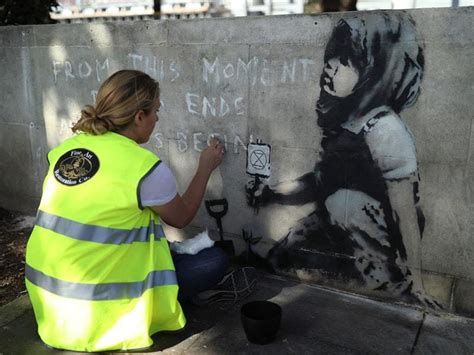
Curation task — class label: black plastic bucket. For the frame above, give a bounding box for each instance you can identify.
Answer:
[240,300,282,344]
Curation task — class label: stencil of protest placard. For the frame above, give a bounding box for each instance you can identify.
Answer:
[246,142,271,179]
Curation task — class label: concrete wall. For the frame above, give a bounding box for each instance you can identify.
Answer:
[0,7,473,315]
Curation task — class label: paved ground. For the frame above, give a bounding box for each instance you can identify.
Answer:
[1,271,473,354]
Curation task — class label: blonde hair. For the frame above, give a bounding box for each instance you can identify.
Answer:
[72,70,160,135]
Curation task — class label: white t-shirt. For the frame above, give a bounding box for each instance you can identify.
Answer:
[341,106,417,180]
[139,162,178,207]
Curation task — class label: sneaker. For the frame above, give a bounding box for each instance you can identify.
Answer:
[191,267,258,306]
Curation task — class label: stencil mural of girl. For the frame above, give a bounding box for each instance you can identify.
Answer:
[246,13,440,307]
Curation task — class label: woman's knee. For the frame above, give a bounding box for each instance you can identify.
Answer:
[203,246,230,274]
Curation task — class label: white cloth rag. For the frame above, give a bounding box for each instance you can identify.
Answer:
[169,229,215,255]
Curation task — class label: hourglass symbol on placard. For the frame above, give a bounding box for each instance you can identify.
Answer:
[246,142,271,178]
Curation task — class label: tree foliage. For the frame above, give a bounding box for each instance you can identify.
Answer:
[0,0,59,25]
[305,0,358,13]
[320,0,357,11]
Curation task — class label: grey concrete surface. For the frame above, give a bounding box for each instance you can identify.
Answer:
[0,7,473,314]
[453,279,474,317]
[1,272,474,355]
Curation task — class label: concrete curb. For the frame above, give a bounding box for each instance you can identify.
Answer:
[0,295,32,328]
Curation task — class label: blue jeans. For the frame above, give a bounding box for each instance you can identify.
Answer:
[172,246,229,302]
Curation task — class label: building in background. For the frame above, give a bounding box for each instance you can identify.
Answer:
[51,0,473,23]
[160,1,213,19]
[51,0,155,23]
[223,0,305,16]
[51,0,306,22]
[357,0,473,10]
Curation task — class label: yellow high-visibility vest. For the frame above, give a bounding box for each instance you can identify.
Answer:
[25,131,186,352]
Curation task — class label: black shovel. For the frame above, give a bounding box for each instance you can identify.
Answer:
[205,198,235,257]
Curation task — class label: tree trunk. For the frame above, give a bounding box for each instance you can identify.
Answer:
[153,0,161,19]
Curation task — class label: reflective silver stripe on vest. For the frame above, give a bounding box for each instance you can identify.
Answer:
[36,210,165,244]
[26,264,177,301]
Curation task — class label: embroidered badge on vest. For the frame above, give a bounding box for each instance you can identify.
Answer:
[54,149,100,186]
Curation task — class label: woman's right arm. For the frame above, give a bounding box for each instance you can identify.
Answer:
[151,138,224,228]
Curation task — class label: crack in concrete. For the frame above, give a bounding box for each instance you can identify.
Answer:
[410,312,426,355]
